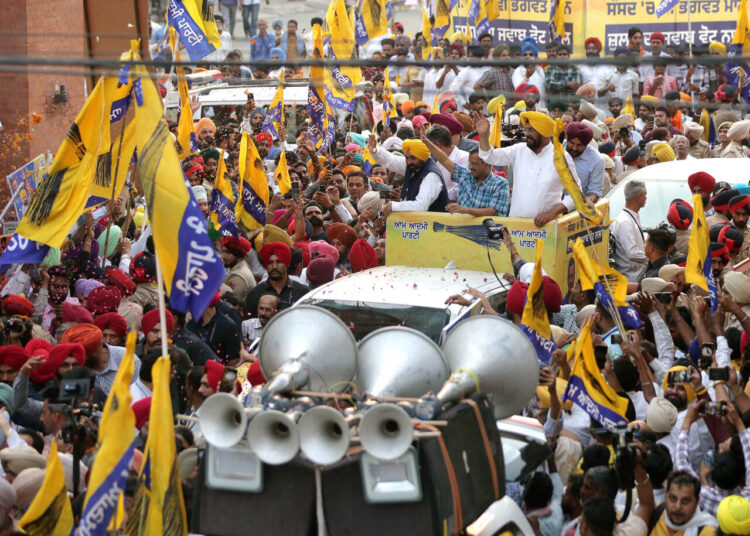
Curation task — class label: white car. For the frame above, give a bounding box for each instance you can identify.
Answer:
[296,265,511,344]
[606,159,750,229]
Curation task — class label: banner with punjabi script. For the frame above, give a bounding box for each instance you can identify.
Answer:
[385,200,609,298]
[451,0,740,56]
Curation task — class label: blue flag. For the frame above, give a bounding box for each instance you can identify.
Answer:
[655,0,680,17]
[592,282,643,329]
[0,234,50,267]
[167,0,221,61]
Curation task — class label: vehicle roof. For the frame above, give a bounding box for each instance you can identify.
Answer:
[608,158,750,190]
[197,81,309,106]
[300,265,508,310]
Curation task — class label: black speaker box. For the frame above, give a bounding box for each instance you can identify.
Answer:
[321,393,504,536]
[192,454,317,536]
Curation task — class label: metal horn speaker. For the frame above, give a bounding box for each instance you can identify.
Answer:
[247,409,300,465]
[356,327,450,398]
[358,403,414,461]
[439,316,538,418]
[199,393,251,449]
[259,305,358,393]
[298,406,351,465]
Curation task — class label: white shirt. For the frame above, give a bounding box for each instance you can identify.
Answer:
[129,378,152,404]
[421,68,443,109]
[372,148,444,212]
[436,146,470,202]
[511,65,547,109]
[660,410,715,473]
[478,142,580,218]
[242,317,263,340]
[449,66,487,110]
[204,30,233,64]
[580,62,612,108]
[611,207,648,282]
[638,52,680,83]
[600,68,640,102]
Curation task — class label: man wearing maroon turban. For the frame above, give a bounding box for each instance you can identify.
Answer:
[244,242,309,321]
[93,313,128,346]
[219,236,256,302]
[565,122,605,202]
[687,171,716,215]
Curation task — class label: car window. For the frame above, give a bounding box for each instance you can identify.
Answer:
[308,300,450,344]
[608,179,691,229]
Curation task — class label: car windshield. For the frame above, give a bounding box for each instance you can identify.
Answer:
[308,300,451,344]
[608,179,692,229]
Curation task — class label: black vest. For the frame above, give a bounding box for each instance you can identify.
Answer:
[401,157,449,212]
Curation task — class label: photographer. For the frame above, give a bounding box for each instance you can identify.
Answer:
[674,400,750,515]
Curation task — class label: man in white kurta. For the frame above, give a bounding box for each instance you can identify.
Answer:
[475,111,582,227]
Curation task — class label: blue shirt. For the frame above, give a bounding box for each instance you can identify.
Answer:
[452,165,510,216]
[251,33,276,60]
[571,145,605,199]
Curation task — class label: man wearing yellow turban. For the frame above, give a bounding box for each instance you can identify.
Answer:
[367,134,449,216]
[718,496,750,535]
[649,142,675,164]
[474,111,583,227]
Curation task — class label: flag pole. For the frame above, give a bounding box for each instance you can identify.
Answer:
[688,0,695,114]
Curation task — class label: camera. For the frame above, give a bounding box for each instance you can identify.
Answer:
[379,190,390,199]
[482,218,505,240]
[59,378,92,403]
[618,127,630,138]
[611,423,637,491]
[291,181,299,202]
[654,292,672,304]
[701,401,727,417]
[638,139,647,155]
[668,369,691,384]
[700,343,715,370]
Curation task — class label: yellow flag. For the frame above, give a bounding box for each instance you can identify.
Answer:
[434,0,451,35]
[431,93,440,114]
[685,193,711,292]
[195,0,221,47]
[382,68,397,122]
[552,118,602,225]
[18,44,138,248]
[144,356,188,535]
[18,442,74,536]
[484,0,500,21]
[521,240,552,340]
[356,0,388,45]
[623,96,634,117]
[563,319,630,427]
[422,8,434,60]
[490,108,503,148]
[275,149,292,195]
[236,132,270,230]
[571,237,628,306]
[327,0,363,109]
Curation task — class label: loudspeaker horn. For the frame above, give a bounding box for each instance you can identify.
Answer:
[199,393,255,449]
[247,409,300,465]
[356,327,450,397]
[298,406,351,465]
[358,403,414,461]
[439,316,538,419]
[259,305,358,393]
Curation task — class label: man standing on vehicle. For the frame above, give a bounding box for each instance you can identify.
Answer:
[565,122,605,203]
[474,111,583,227]
[368,135,449,214]
[611,180,648,282]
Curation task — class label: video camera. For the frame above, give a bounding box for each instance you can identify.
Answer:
[482,219,505,240]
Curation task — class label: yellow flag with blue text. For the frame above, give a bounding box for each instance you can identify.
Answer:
[76,331,138,535]
[210,150,240,237]
[143,356,188,535]
[18,44,138,248]
[552,118,602,225]
[725,0,750,106]
[354,0,388,46]
[18,442,74,536]
[381,68,397,126]
[548,0,566,43]
[434,0,451,37]
[571,237,643,328]
[308,24,336,151]
[520,240,556,364]
[326,0,362,112]
[131,59,226,319]
[562,319,629,428]
[261,70,285,140]
[275,149,292,195]
[167,0,222,61]
[685,193,718,311]
[236,132,270,230]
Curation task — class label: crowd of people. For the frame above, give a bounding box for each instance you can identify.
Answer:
[0,5,749,534]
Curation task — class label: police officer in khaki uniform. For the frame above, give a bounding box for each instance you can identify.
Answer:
[220,236,256,302]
